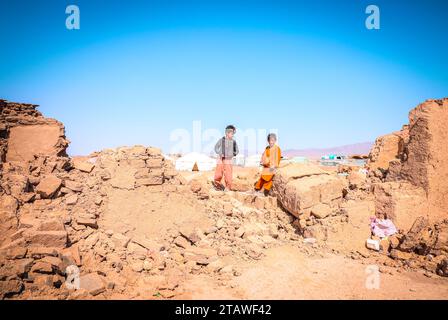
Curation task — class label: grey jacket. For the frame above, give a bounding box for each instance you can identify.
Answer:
[214,137,239,159]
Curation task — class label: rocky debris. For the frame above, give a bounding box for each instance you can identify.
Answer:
[189,177,210,200]
[437,259,448,277]
[0,279,24,299]
[79,273,106,296]
[35,175,62,199]
[0,195,19,239]
[72,159,95,173]
[96,146,182,191]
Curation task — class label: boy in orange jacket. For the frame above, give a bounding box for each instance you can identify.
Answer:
[254,133,281,195]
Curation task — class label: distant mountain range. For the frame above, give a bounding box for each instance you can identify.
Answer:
[282,142,373,159]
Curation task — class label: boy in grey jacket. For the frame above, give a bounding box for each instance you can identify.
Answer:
[213,125,239,191]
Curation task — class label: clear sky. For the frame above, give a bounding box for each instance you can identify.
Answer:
[0,0,447,155]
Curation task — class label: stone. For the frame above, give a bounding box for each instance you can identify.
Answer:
[174,236,190,249]
[127,242,148,259]
[190,180,202,193]
[25,230,68,248]
[4,247,28,260]
[79,273,106,296]
[30,261,53,274]
[433,223,448,255]
[390,249,412,260]
[184,247,217,265]
[65,194,78,205]
[143,260,153,271]
[94,196,103,205]
[11,258,34,276]
[219,265,234,275]
[245,244,263,260]
[389,235,401,249]
[135,174,164,186]
[399,216,435,254]
[437,259,448,277]
[64,180,83,192]
[73,159,95,173]
[310,203,332,219]
[35,175,62,199]
[146,157,163,168]
[131,236,162,252]
[178,226,203,244]
[273,163,344,218]
[111,233,130,248]
[39,256,64,272]
[28,247,59,258]
[0,279,23,298]
[379,238,391,254]
[76,218,98,229]
[61,244,82,267]
[130,261,144,273]
[0,195,19,235]
[37,218,65,231]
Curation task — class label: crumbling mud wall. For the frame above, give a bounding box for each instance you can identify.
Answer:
[400,99,448,221]
[0,100,69,164]
[367,126,409,172]
[369,98,448,230]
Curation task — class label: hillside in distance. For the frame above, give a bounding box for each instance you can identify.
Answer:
[283,141,373,159]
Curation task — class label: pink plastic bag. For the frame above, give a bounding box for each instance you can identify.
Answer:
[370,217,397,238]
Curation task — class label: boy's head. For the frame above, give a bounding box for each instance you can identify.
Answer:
[267,133,277,147]
[225,125,236,139]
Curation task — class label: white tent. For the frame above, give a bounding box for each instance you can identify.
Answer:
[245,154,262,167]
[233,154,246,167]
[175,152,216,171]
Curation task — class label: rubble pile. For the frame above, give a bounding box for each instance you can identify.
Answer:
[1,97,448,299]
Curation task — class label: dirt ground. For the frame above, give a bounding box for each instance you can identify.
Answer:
[182,245,448,300]
[94,169,448,300]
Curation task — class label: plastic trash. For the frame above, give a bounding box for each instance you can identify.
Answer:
[366,239,380,251]
[370,217,398,238]
[303,238,317,244]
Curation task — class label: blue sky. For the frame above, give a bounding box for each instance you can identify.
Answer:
[0,0,447,155]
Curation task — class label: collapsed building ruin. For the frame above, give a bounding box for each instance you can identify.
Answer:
[0,97,447,299]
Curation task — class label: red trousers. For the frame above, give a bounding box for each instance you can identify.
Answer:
[214,159,233,189]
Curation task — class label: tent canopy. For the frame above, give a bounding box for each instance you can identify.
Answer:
[175,152,216,171]
[244,154,262,167]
